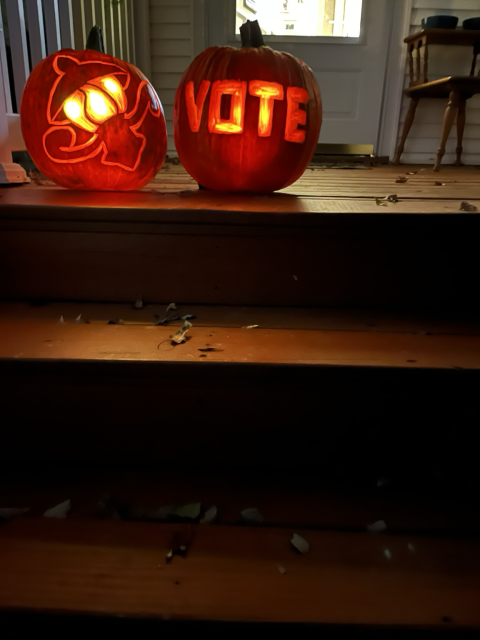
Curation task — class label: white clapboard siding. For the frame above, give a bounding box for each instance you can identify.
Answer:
[397,0,480,164]
[149,0,193,154]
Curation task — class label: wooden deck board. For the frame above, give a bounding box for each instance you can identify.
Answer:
[2,302,480,334]
[4,165,478,218]
[0,303,479,369]
[3,186,480,219]
[154,164,480,201]
[0,519,479,627]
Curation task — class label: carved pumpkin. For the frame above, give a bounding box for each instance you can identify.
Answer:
[21,28,167,191]
[174,20,322,192]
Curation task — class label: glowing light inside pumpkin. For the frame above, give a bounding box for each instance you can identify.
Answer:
[82,86,117,123]
[186,79,308,142]
[89,91,109,116]
[249,81,284,137]
[63,90,98,132]
[208,80,247,134]
[87,75,128,113]
[104,78,119,93]
[285,86,308,143]
[185,80,211,132]
[64,100,81,120]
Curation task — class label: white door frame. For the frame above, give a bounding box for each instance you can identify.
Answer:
[376,0,413,159]
[193,0,413,160]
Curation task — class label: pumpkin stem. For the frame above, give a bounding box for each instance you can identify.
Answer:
[240,20,265,48]
[85,26,105,53]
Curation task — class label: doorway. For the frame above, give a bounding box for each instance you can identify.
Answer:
[202,0,395,151]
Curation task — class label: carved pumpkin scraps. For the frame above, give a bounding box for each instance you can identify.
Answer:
[21,36,166,191]
[173,20,322,193]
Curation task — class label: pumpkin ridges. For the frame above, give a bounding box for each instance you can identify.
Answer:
[21,48,167,191]
[174,43,322,192]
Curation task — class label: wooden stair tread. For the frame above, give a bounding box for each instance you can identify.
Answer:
[0,518,478,627]
[2,183,480,220]
[1,303,479,369]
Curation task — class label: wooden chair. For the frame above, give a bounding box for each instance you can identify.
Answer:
[393,29,480,171]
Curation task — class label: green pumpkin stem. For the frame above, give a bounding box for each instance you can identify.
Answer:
[85,26,105,53]
[240,20,265,48]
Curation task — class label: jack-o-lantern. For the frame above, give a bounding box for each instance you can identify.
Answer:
[174,20,322,192]
[21,27,167,191]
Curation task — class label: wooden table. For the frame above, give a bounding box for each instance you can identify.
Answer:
[393,28,480,171]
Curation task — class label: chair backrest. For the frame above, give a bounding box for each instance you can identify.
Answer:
[406,31,480,89]
[407,37,429,88]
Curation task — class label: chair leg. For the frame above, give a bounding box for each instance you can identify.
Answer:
[434,91,459,172]
[393,98,419,165]
[455,98,466,167]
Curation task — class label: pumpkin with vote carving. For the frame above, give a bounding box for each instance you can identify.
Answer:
[20,28,167,191]
[174,20,322,192]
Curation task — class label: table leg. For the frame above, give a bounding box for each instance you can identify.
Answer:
[393,98,419,165]
[434,91,459,172]
[455,98,466,167]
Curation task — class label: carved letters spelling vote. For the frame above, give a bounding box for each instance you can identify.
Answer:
[185,80,308,143]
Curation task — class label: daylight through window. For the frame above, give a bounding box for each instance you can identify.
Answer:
[236,0,363,38]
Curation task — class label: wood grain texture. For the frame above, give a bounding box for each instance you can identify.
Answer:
[0,304,479,468]
[0,304,479,368]
[0,165,480,308]
[0,519,479,627]
[3,164,480,202]
[1,166,479,307]
[2,301,480,334]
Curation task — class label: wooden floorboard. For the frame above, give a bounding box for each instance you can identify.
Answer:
[0,518,478,627]
[2,302,480,334]
[0,303,479,369]
[9,165,479,216]
[153,164,480,201]
[3,186,480,218]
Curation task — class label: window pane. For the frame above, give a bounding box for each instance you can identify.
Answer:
[235,0,363,38]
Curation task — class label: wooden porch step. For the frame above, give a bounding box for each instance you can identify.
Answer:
[0,517,479,629]
[2,166,480,632]
[1,302,479,630]
[1,302,480,368]
[0,302,479,474]
[1,172,480,309]
[1,463,479,630]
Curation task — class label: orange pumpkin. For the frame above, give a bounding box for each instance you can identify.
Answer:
[21,28,167,191]
[174,20,322,192]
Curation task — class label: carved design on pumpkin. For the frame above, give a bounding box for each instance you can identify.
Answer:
[42,55,161,171]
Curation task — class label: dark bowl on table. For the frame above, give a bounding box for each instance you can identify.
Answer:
[463,17,480,30]
[421,15,459,29]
